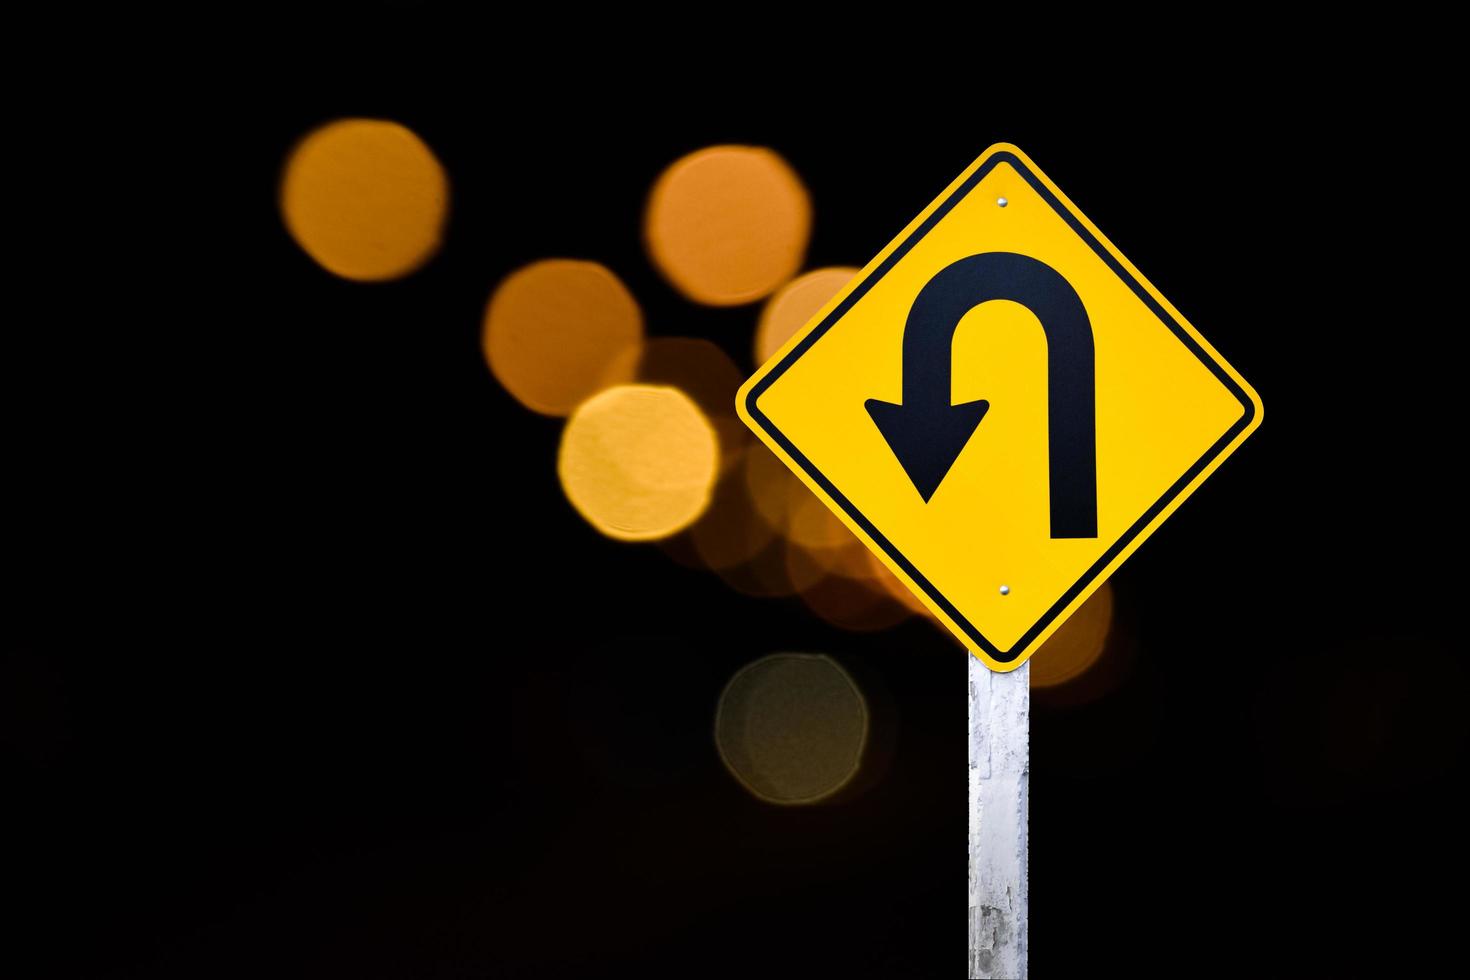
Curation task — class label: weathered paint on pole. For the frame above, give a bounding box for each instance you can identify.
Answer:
[969,656,1028,979]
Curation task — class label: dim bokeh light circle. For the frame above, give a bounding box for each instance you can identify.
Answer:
[743,443,804,533]
[645,146,811,306]
[799,573,911,633]
[715,653,868,805]
[862,547,935,616]
[782,538,831,594]
[280,118,448,281]
[714,539,800,599]
[784,484,854,553]
[755,267,858,364]
[558,385,718,541]
[689,448,779,570]
[484,260,644,416]
[1028,582,1115,688]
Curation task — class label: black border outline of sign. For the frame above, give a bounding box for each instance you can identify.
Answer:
[743,150,1256,663]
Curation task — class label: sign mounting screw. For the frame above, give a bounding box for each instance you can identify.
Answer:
[999,584,1011,595]
[997,197,1008,207]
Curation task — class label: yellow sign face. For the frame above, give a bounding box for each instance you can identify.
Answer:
[737,144,1262,671]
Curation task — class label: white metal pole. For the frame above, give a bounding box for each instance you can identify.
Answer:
[969,656,1029,979]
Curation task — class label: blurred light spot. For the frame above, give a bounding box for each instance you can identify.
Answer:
[716,653,867,805]
[690,447,779,571]
[714,538,798,598]
[558,385,717,541]
[738,446,915,629]
[743,444,860,557]
[1029,583,1115,689]
[645,146,811,306]
[783,538,831,594]
[755,266,859,364]
[861,547,935,617]
[1319,667,1395,775]
[743,443,803,533]
[804,533,877,585]
[784,486,852,553]
[655,525,707,570]
[484,260,644,416]
[280,118,447,281]
[607,337,746,472]
[800,573,911,632]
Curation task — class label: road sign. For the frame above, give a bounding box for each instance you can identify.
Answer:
[737,144,1262,671]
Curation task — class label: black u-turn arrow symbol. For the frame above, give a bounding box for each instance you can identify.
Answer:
[864,251,1098,538]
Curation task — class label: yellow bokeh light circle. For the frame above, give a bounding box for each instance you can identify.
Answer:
[716,653,868,805]
[862,547,935,617]
[755,266,858,364]
[645,146,811,306]
[280,118,448,281]
[1029,583,1115,688]
[604,336,746,472]
[558,385,719,542]
[484,260,644,417]
[799,572,911,633]
[689,447,779,571]
[784,484,853,553]
[743,443,804,533]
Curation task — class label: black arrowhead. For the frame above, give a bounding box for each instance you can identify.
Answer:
[865,397,989,502]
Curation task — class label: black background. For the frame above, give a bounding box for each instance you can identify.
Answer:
[11,26,1465,978]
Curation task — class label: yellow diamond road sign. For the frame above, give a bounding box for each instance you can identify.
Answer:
[736,143,1262,671]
